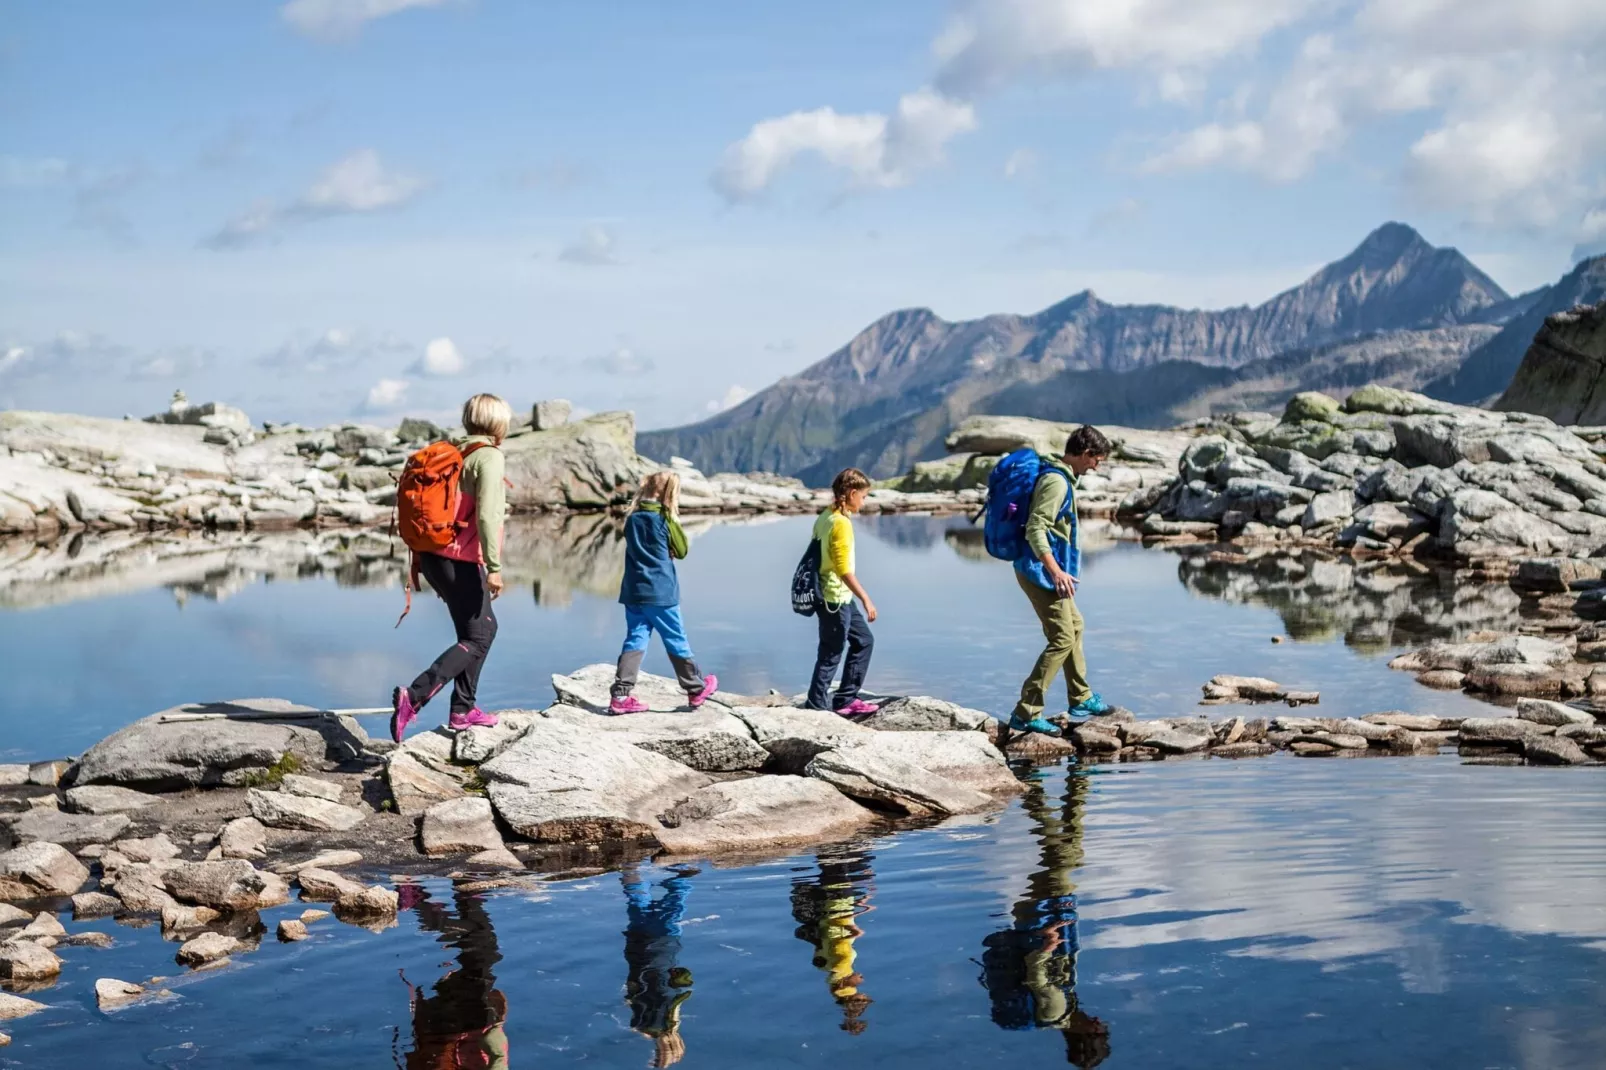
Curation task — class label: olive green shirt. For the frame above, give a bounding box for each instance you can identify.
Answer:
[1024,457,1077,562]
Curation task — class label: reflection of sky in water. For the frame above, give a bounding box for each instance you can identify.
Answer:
[2,519,1604,1068]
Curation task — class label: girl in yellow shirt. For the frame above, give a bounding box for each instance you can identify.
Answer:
[806,468,879,714]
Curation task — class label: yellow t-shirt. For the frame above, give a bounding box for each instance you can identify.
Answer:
[813,508,855,609]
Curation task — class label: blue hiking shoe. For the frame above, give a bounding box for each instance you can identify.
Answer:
[1068,693,1111,718]
[1008,713,1061,736]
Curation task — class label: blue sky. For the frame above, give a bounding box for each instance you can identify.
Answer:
[2,0,1602,429]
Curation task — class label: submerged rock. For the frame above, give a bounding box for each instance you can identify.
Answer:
[175,931,239,967]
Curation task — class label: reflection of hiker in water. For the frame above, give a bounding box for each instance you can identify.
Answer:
[979,773,1110,1068]
[398,884,510,1070]
[622,865,697,1068]
[790,848,875,1034]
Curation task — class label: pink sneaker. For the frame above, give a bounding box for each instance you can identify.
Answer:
[834,698,880,717]
[390,687,417,743]
[448,707,500,730]
[688,674,719,709]
[610,695,650,714]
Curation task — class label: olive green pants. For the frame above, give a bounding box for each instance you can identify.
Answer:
[1012,569,1092,721]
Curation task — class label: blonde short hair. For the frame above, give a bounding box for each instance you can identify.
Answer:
[462,393,513,441]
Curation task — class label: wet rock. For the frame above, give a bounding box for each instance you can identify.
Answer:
[247,787,366,832]
[106,864,178,914]
[1523,735,1590,765]
[804,748,994,817]
[62,786,160,816]
[1122,723,1213,754]
[1459,717,1542,743]
[94,978,149,1009]
[12,911,66,942]
[1211,742,1276,758]
[989,723,1080,759]
[1215,717,1246,745]
[1464,663,1571,696]
[859,696,992,733]
[294,868,397,915]
[1334,719,1416,751]
[271,850,363,876]
[175,931,239,966]
[70,699,359,790]
[1363,712,1443,731]
[0,904,27,927]
[0,992,46,1021]
[279,775,342,803]
[1288,732,1370,750]
[541,705,768,773]
[465,848,524,870]
[655,776,876,855]
[1416,669,1467,689]
[0,941,61,981]
[419,798,504,858]
[1201,675,1287,702]
[277,919,309,942]
[480,720,712,844]
[1071,725,1122,755]
[163,860,288,911]
[0,842,90,899]
[217,817,267,860]
[110,833,180,864]
[1515,698,1595,726]
[299,909,329,923]
[3,809,130,848]
[160,902,221,934]
[1514,557,1605,593]
[293,868,357,901]
[57,931,114,950]
[1289,741,1338,756]
[1557,723,1606,745]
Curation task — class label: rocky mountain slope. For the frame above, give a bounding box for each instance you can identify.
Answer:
[1425,255,1606,405]
[641,223,1517,483]
[1495,299,1606,424]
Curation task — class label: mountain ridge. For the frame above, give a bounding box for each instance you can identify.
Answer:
[641,223,1517,482]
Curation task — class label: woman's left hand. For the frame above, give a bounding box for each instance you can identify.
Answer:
[486,572,504,599]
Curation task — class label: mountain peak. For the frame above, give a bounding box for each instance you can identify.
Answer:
[1352,221,1430,262]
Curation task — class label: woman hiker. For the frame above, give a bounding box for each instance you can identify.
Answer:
[389,393,511,742]
[609,470,718,713]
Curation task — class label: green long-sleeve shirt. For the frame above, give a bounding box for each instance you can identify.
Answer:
[460,435,507,573]
[1024,458,1077,561]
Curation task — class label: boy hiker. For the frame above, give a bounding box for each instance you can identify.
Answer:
[1009,426,1113,736]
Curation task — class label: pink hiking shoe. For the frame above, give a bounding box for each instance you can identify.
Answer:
[610,695,650,715]
[390,687,418,743]
[688,675,719,710]
[448,707,500,730]
[834,698,880,717]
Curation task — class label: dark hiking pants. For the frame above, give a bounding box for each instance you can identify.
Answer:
[806,601,873,711]
[406,553,498,716]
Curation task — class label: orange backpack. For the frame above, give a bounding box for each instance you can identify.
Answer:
[392,441,486,625]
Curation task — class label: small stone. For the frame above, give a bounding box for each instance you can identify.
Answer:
[95,978,146,1009]
[419,797,504,857]
[163,860,285,911]
[273,850,363,875]
[336,884,399,917]
[0,941,62,981]
[277,919,309,942]
[110,834,180,864]
[1283,690,1321,707]
[1416,669,1467,689]
[217,817,268,861]
[58,931,114,949]
[248,788,366,832]
[160,902,221,933]
[14,911,67,941]
[0,904,28,927]
[0,842,91,899]
[279,775,343,803]
[1271,636,1284,643]
[465,847,524,870]
[27,761,70,787]
[1211,741,1275,758]
[175,931,240,966]
[299,909,330,923]
[1523,735,1590,765]
[1515,698,1595,727]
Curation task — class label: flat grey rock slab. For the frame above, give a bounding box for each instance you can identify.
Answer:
[804,748,996,817]
[656,776,876,855]
[859,696,992,733]
[247,788,366,832]
[551,663,731,714]
[2,809,130,848]
[541,704,768,772]
[420,797,504,857]
[62,785,161,815]
[480,720,711,843]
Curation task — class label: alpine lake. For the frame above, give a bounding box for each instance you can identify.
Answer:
[1,514,1602,1070]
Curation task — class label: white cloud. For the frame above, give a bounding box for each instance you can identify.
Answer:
[1003,148,1037,180]
[559,226,622,266]
[414,336,465,376]
[206,149,428,249]
[129,347,212,381]
[706,384,754,413]
[713,88,975,201]
[281,0,453,41]
[0,346,29,376]
[258,326,407,373]
[364,377,410,411]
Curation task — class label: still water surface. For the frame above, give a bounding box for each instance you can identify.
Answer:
[1,518,1603,1069]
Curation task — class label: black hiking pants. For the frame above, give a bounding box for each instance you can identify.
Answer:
[806,601,873,711]
[406,553,498,716]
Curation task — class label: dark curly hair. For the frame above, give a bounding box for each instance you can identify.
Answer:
[1064,425,1112,458]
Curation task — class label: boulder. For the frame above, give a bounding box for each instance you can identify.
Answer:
[479,720,711,843]
[277,919,309,942]
[247,788,366,832]
[1495,298,1606,424]
[1284,392,1341,423]
[531,399,572,431]
[0,842,89,899]
[0,992,47,1021]
[453,711,541,764]
[11,911,65,942]
[293,868,398,915]
[217,817,267,860]
[1201,675,1287,702]
[62,786,160,816]
[1122,724,1212,754]
[803,748,995,817]
[94,978,150,1009]
[71,699,361,790]
[655,776,876,855]
[385,750,468,816]
[729,706,872,773]
[541,705,768,772]
[502,412,651,510]
[551,663,726,714]
[1302,490,1356,529]
[1071,725,1122,755]
[2,809,130,848]
[1515,698,1595,727]
[110,833,180,863]
[419,798,505,858]
[279,775,342,803]
[1459,717,1542,743]
[1363,712,1443,731]
[160,902,221,933]
[163,860,287,911]
[0,904,29,927]
[175,931,239,967]
[839,732,1020,794]
[106,864,177,913]
[0,942,61,982]
[1523,735,1590,766]
[859,696,992,733]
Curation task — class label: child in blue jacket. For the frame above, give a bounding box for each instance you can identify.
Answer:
[610,471,717,713]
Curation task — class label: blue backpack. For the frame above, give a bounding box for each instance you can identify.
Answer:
[983,448,1069,562]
